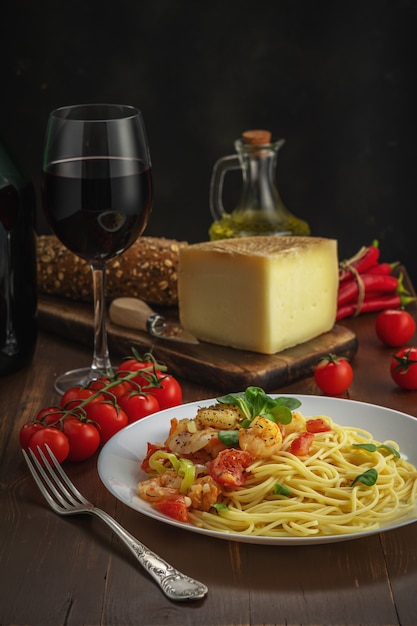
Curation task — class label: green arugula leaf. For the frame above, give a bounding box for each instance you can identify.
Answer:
[378,444,400,458]
[211,502,228,510]
[216,391,252,419]
[351,468,378,487]
[353,443,400,458]
[273,396,303,411]
[218,430,239,447]
[273,483,292,497]
[216,387,301,426]
[353,443,377,453]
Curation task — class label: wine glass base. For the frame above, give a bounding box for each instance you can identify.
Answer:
[54,367,102,395]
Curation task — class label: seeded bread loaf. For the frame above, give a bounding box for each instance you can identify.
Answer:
[37,235,187,306]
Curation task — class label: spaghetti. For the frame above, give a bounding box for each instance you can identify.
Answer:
[139,409,417,538]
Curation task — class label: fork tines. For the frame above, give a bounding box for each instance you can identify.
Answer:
[22,445,87,513]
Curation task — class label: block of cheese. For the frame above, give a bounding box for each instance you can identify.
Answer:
[178,236,338,354]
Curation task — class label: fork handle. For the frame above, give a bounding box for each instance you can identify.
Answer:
[90,506,208,601]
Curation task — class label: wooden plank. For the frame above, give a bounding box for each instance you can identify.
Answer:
[38,295,357,391]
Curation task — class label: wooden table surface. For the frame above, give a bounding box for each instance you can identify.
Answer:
[1,306,417,626]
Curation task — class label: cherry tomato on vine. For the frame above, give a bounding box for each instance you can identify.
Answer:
[390,346,417,390]
[116,357,156,377]
[19,422,44,450]
[60,385,86,407]
[35,406,65,426]
[108,379,136,401]
[375,309,416,347]
[60,386,104,410]
[116,358,145,373]
[28,427,70,464]
[62,417,101,462]
[90,377,134,401]
[85,401,128,444]
[117,391,160,423]
[89,376,111,391]
[148,373,183,410]
[314,354,353,395]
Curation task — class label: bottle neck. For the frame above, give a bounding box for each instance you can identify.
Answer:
[238,148,281,214]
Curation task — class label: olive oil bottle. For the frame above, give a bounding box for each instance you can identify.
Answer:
[209,130,310,240]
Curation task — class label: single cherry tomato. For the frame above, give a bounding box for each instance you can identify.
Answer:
[116,358,157,378]
[60,385,85,407]
[116,357,145,373]
[147,373,182,410]
[90,376,134,400]
[375,309,416,347]
[117,357,166,390]
[89,376,111,391]
[130,368,160,388]
[314,354,353,395]
[28,427,70,464]
[60,387,104,410]
[117,391,160,423]
[390,346,417,390]
[306,418,332,433]
[62,417,101,462]
[153,495,190,523]
[35,406,65,426]
[209,448,252,487]
[19,422,44,450]
[90,376,136,401]
[108,379,136,400]
[85,401,128,444]
[290,432,314,456]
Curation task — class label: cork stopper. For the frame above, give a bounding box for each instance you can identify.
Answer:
[241,130,272,145]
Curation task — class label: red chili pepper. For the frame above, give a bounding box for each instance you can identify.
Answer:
[365,290,396,300]
[339,241,380,282]
[364,261,399,275]
[336,294,416,321]
[337,274,399,307]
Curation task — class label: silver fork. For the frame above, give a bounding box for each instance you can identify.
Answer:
[22,446,208,602]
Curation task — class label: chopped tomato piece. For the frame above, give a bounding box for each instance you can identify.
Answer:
[209,448,252,487]
[154,495,190,522]
[289,432,314,456]
[306,418,331,434]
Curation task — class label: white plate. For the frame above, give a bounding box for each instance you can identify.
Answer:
[97,395,417,545]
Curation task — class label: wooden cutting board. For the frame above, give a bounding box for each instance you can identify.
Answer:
[38,295,358,392]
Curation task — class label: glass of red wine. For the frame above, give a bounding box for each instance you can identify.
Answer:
[42,104,153,394]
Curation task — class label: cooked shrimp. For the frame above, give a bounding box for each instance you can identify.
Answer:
[188,475,222,512]
[194,404,242,430]
[165,428,220,455]
[167,417,197,435]
[238,416,283,458]
[138,470,182,502]
[282,411,306,437]
[165,413,229,458]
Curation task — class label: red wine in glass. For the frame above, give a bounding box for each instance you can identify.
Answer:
[41,104,153,394]
[43,158,152,262]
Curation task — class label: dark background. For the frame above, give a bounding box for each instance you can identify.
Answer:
[2,0,417,282]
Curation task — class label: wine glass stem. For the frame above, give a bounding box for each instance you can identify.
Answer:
[90,263,112,377]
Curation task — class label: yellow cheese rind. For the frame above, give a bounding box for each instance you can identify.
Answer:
[178,236,338,354]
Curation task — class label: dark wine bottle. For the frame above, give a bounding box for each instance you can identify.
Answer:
[0,137,37,376]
